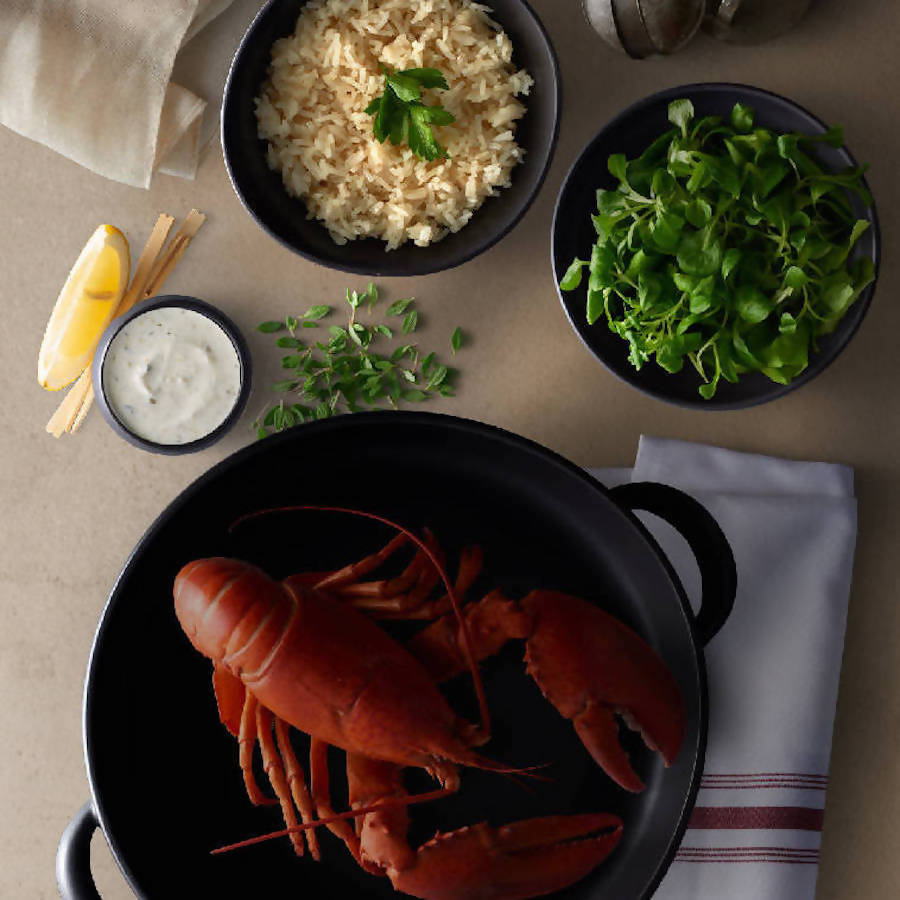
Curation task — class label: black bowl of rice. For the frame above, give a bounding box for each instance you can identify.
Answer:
[222,0,560,276]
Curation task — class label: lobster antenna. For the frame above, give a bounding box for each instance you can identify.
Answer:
[230,505,492,740]
[211,787,453,855]
[466,754,553,783]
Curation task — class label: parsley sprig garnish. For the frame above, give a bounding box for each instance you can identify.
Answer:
[364,66,455,161]
[254,283,463,437]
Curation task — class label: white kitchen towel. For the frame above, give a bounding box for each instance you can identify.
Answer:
[591,436,858,899]
[0,0,233,188]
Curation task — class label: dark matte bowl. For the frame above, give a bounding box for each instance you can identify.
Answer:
[222,0,560,276]
[92,295,252,455]
[552,83,881,410]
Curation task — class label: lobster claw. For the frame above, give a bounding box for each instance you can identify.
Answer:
[389,813,622,900]
[522,591,686,793]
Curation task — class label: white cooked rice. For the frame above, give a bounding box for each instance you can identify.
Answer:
[254,0,533,250]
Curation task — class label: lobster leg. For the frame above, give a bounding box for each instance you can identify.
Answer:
[333,531,437,599]
[366,547,484,621]
[313,534,409,591]
[212,662,246,738]
[314,528,472,622]
[347,753,415,876]
[213,662,277,808]
[309,737,363,863]
[382,534,445,609]
[274,718,320,860]
[256,706,306,856]
[238,692,274,807]
[341,542,481,621]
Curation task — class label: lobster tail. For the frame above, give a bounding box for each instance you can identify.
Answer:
[174,558,294,677]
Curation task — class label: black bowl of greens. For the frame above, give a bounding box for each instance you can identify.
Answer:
[552,83,879,409]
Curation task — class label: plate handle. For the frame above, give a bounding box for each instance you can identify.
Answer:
[609,482,736,645]
[56,801,101,900]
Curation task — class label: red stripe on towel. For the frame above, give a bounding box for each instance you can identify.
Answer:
[688,806,824,831]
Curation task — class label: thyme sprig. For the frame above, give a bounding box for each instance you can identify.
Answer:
[254,283,461,438]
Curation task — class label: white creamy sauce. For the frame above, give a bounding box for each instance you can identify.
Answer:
[102,306,242,445]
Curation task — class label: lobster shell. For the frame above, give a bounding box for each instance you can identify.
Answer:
[174,558,481,776]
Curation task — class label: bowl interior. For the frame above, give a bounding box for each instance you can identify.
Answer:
[222,0,560,276]
[552,83,880,409]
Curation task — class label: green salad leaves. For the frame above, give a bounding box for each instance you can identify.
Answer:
[365,66,455,161]
[561,99,875,398]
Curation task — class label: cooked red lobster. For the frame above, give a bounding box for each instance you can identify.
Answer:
[173,508,685,900]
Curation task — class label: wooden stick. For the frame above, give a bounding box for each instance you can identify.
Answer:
[68,383,94,433]
[119,213,178,312]
[142,209,206,298]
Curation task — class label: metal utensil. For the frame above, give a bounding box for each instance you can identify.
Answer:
[582,0,705,57]
[704,0,813,44]
[584,0,813,56]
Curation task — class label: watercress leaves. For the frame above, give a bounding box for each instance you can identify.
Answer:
[560,258,587,291]
[366,65,455,161]
[560,98,874,398]
[668,99,694,138]
[731,102,754,133]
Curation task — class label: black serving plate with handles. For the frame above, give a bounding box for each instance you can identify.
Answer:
[552,83,880,410]
[57,413,736,900]
[222,0,560,276]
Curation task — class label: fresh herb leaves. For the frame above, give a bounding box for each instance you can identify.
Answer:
[254,283,463,438]
[561,99,875,398]
[365,66,455,161]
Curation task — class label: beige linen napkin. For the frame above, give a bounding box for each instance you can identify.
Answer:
[0,0,233,188]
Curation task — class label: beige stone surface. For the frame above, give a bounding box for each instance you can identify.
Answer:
[1,0,898,897]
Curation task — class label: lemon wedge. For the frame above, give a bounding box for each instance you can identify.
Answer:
[38,225,131,391]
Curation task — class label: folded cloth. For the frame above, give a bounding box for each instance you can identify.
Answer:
[0,0,233,188]
[591,436,858,899]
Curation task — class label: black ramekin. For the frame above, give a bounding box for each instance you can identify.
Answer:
[91,295,252,454]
